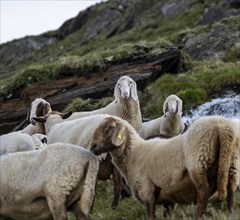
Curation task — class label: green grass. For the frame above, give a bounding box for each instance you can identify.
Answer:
[141,61,240,118]
[68,179,240,220]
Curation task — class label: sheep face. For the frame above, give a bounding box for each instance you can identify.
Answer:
[91,117,126,155]
[114,76,138,101]
[28,98,52,125]
[163,94,183,116]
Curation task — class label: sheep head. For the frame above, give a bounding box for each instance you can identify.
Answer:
[91,117,126,156]
[163,94,183,117]
[27,98,52,125]
[114,76,138,101]
[32,111,73,123]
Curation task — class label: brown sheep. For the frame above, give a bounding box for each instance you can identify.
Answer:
[90,115,239,219]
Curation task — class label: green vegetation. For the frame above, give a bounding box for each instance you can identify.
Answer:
[0,63,57,97]
[142,61,240,118]
[68,179,240,220]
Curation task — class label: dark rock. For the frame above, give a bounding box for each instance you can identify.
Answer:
[58,8,92,39]
[0,36,57,74]
[160,0,192,18]
[183,24,240,60]
[83,9,123,40]
[199,6,239,25]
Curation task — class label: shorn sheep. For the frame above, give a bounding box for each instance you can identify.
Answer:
[20,97,52,135]
[67,75,142,131]
[33,112,122,208]
[0,142,99,220]
[90,115,239,219]
[139,94,185,139]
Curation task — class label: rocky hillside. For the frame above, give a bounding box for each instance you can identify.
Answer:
[0,0,240,134]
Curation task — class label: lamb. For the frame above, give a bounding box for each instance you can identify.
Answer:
[20,97,52,135]
[90,115,239,219]
[0,132,36,154]
[33,111,123,208]
[67,75,142,131]
[0,142,99,220]
[139,94,185,139]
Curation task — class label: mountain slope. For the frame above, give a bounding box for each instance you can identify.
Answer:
[0,0,239,134]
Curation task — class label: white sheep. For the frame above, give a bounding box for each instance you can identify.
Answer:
[0,132,36,154]
[90,115,239,219]
[67,75,142,131]
[20,97,52,135]
[33,111,123,208]
[139,94,185,139]
[31,133,47,149]
[0,142,99,220]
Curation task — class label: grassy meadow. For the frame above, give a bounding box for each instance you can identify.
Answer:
[68,180,240,220]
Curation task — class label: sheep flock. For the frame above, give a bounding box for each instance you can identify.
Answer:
[0,75,239,220]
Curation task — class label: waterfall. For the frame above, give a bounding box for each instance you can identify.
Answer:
[183,95,240,126]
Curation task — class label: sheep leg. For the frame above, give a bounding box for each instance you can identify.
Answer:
[163,202,176,217]
[146,201,156,220]
[111,165,122,208]
[226,164,239,214]
[72,203,89,220]
[190,171,210,219]
[47,196,67,220]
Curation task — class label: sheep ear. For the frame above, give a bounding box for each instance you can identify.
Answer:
[131,81,138,101]
[163,101,168,117]
[177,98,183,116]
[32,116,46,123]
[43,103,51,116]
[114,83,120,101]
[62,111,73,119]
[111,122,125,146]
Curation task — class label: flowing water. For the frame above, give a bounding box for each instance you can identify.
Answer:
[183,95,240,126]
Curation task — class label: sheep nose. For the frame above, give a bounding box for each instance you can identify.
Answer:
[122,91,129,98]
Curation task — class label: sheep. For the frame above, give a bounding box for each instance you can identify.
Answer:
[31,133,47,149]
[230,118,240,189]
[0,132,36,154]
[67,75,142,131]
[90,115,239,219]
[20,97,52,135]
[0,142,99,220]
[139,94,185,139]
[0,131,48,154]
[33,111,123,208]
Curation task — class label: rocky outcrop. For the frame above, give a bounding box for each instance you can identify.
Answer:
[0,48,181,134]
[0,36,58,75]
[182,24,240,60]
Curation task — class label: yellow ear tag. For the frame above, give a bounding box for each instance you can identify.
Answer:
[35,143,40,149]
[118,133,122,139]
[48,107,52,113]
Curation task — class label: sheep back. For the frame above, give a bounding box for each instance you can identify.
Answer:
[0,132,35,154]
[0,143,99,220]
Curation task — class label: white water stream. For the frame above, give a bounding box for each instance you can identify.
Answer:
[183,95,240,126]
